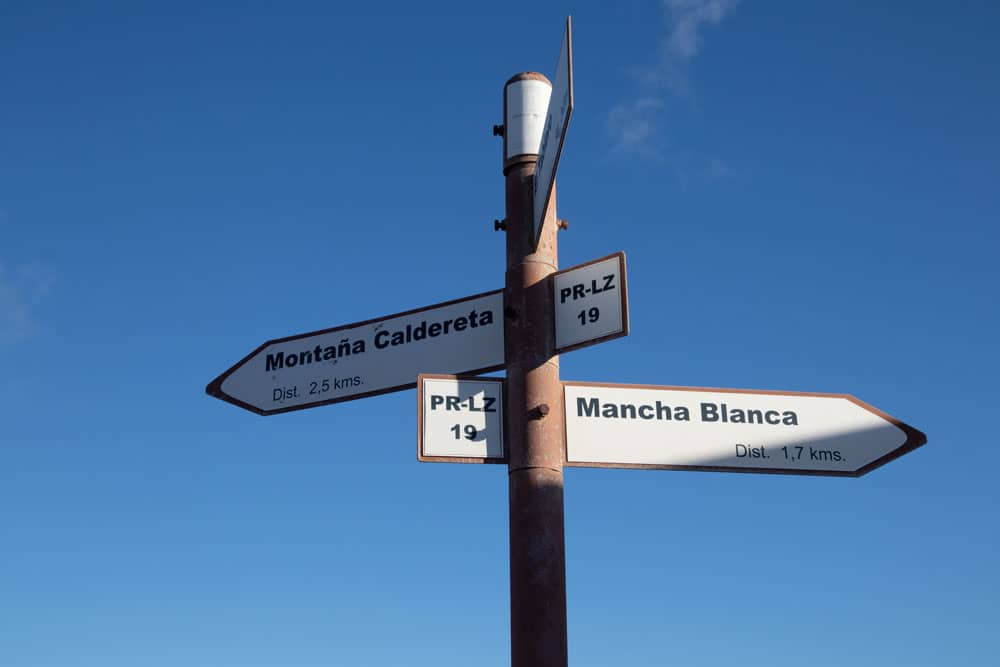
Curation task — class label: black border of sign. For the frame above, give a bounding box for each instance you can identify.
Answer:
[552,251,629,355]
[562,381,927,477]
[417,374,508,465]
[533,15,574,251]
[205,289,505,416]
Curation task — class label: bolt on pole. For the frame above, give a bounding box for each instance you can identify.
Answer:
[501,72,568,667]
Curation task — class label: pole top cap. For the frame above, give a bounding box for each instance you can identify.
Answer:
[505,71,551,88]
[503,73,552,169]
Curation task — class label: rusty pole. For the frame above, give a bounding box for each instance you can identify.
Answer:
[501,72,568,667]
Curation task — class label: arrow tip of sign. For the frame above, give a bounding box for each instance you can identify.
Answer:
[843,393,928,445]
[205,377,222,397]
[905,424,928,450]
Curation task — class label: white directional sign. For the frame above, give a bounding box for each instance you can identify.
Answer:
[206,290,504,415]
[553,252,628,353]
[418,375,506,464]
[533,16,574,248]
[564,382,926,476]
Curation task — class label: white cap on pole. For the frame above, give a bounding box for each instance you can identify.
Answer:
[503,73,552,170]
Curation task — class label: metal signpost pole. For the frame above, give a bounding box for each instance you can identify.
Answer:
[502,72,568,667]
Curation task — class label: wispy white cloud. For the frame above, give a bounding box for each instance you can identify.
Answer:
[608,0,739,156]
[608,98,666,157]
[665,0,739,60]
[0,261,55,344]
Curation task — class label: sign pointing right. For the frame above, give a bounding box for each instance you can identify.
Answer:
[564,382,926,476]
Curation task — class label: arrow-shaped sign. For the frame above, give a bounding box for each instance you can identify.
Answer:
[208,251,633,417]
[207,290,504,415]
[564,382,926,476]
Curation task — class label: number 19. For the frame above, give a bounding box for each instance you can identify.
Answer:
[450,424,478,440]
[577,307,599,325]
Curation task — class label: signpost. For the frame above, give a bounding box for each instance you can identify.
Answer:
[206,16,927,667]
[553,252,628,353]
[532,16,573,248]
[564,382,926,476]
[418,375,506,463]
[206,290,504,415]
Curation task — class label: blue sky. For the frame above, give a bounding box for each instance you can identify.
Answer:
[2,1,998,665]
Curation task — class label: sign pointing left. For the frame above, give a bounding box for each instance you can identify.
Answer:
[206,290,504,415]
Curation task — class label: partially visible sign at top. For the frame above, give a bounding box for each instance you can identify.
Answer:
[533,16,574,249]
